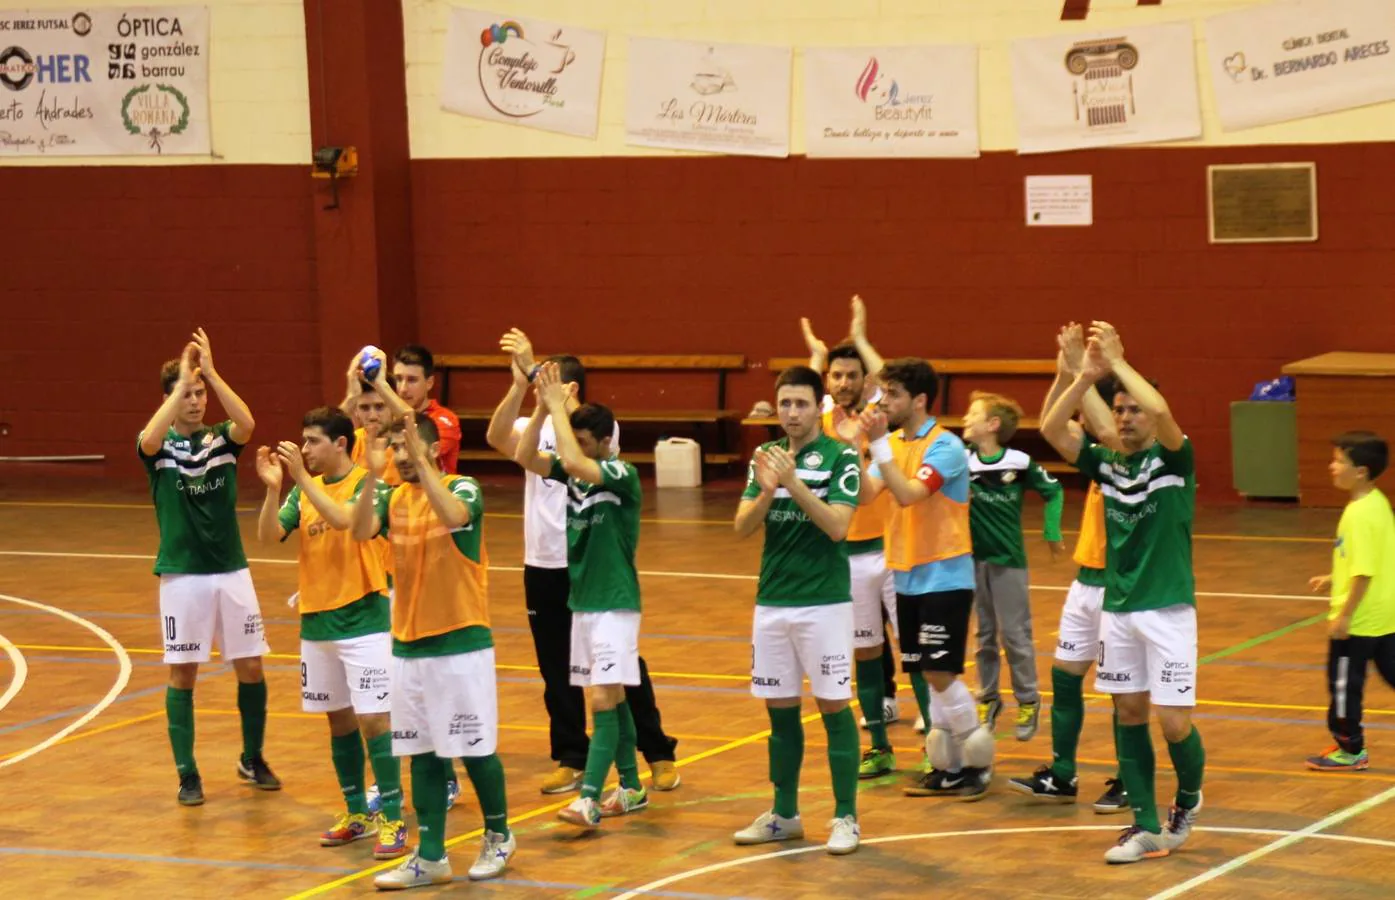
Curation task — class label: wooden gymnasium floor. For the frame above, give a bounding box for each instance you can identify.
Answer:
[2,464,1394,899]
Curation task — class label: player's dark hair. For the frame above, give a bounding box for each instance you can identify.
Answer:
[394,344,435,376]
[775,365,824,403]
[826,343,865,374]
[1109,376,1161,407]
[570,403,615,443]
[303,406,356,454]
[879,358,938,410]
[1333,431,1388,481]
[159,358,200,395]
[390,414,440,447]
[970,391,1024,444]
[548,355,587,402]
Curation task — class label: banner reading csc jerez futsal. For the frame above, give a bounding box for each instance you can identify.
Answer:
[1204,0,1395,132]
[0,7,208,156]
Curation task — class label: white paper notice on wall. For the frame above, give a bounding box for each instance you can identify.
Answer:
[1026,175,1093,226]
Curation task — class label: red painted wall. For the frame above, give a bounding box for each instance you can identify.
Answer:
[411,145,1395,496]
[0,166,320,472]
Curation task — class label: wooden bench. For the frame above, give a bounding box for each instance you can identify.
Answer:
[767,357,1056,414]
[436,354,748,465]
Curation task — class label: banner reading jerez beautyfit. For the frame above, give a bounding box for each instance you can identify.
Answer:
[803,45,979,158]
[0,7,208,156]
[1010,22,1201,154]
[1204,0,1395,132]
[440,8,605,139]
[625,36,791,157]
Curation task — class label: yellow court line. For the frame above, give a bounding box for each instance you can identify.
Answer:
[0,499,1332,543]
[283,708,824,898]
[0,709,164,762]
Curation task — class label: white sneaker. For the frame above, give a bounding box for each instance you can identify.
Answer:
[1104,826,1170,864]
[825,815,860,855]
[373,851,453,889]
[1162,792,1203,850]
[557,795,601,830]
[914,714,927,734]
[467,831,515,881]
[882,697,900,724]
[599,785,649,818]
[733,810,804,845]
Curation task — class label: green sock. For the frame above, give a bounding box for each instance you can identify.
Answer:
[1116,723,1159,832]
[331,730,367,814]
[615,702,642,791]
[822,708,859,820]
[855,658,890,750]
[237,680,268,761]
[1112,709,1123,781]
[410,754,449,861]
[910,672,932,730]
[581,707,619,801]
[165,686,197,776]
[1167,726,1206,810]
[366,732,402,820]
[463,754,511,838]
[1049,668,1085,781]
[767,706,804,819]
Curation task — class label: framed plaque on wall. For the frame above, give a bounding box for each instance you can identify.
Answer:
[1207,162,1318,244]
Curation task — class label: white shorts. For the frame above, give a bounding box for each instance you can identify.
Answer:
[850,550,898,650]
[751,603,854,701]
[569,610,641,687]
[159,569,269,664]
[391,648,498,758]
[1095,606,1198,705]
[1055,580,1105,663]
[300,632,393,715]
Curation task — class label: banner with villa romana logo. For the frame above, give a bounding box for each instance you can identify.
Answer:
[625,36,791,157]
[804,46,979,158]
[1204,0,1395,132]
[0,7,208,156]
[440,7,605,138]
[1010,22,1201,154]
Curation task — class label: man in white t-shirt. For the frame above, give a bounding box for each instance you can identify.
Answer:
[486,330,680,794]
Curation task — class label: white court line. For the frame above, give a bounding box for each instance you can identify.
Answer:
[0,632,27,712]
[1147,786,1395,899]
[0,593,131,769]
[0,551,1323,601]
[613,825,1395,900]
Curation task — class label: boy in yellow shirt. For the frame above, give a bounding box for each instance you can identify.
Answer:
[1307,431,1395,771]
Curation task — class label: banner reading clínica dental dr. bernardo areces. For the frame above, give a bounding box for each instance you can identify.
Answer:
[0,7,209,156]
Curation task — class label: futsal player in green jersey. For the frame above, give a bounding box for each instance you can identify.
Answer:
[1041,322,1205,865]
[961,390,1064,740]
[515,363,651,829]
[733,366,863,855]
[137,329,278,806]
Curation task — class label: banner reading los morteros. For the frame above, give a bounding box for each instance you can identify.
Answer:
[625,37,791,157]
[1204,0,1395,132]
[1010,22,1201,154]
[803,46,979,158]
[0,7,208,156]
[440,8,605,139]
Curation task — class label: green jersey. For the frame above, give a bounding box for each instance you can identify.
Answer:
[548,456,642,613]
[967,447,1064,568]
[742,433,860,607]
[1074,434,1196,613]
[138,419,247,575]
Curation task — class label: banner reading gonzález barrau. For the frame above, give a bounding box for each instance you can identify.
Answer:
[0,7,209,156]
[1205,0,1395,131]
[439,7,605,139]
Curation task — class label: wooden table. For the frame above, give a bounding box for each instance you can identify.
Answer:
[1281,351,1395,507]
